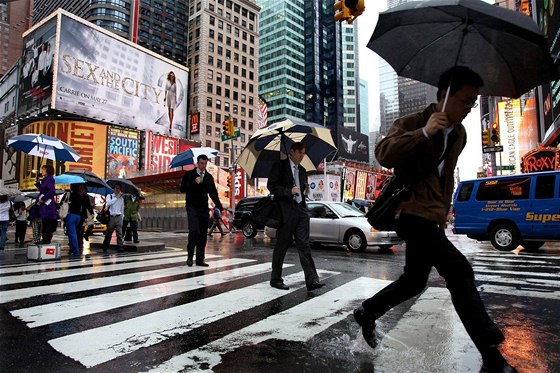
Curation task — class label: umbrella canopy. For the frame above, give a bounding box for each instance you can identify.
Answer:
[54,174,86,185]
[26,190,65,199]
[367,0,558,98]
[0,186,21,197]
[106,178,141,195]
[7,133,81,162]
[9,195,28,203]
[59,170,114,196]
[237,119,337,179]
[169,147,219,168]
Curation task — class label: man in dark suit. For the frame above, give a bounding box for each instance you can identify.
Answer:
[267,142,325,291]
[180,154,223,267]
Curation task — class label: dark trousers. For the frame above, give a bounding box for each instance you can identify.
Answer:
[271,203,319,286]
[122,220,139,242]
[362,214,503,352]
[15,220,27,244]
[41,218,58,244]
[209,218,224,234]
[187,207,210,263]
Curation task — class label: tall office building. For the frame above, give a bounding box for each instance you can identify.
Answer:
[378,59,399,136]
[340,22,360,131]
[359,78,369,136]
[0,0,32,77]
[257,0,305,124]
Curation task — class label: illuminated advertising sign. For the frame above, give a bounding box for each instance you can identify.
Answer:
[535,0,560,143]
[521,147,559,172]
[234,167,245,199]
[190,113,200,135]
[106,127,141,179]
[497,99,522,175]
[145,131,177,175]
[338,126,370,163]
[53,11,189,137]
[17,15,56,116]
[2,126,19,183]
[354,171,368,200]
[19,121,107,190]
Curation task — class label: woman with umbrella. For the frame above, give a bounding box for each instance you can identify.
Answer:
[36,164,58,244]
[65,184,93,256]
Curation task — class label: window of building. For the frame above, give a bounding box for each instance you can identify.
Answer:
[208,42,214,52]
[224,102,230,112]
[208,55,214,65]
[206,125,212,136]
[207,83,213,93]
[216,72,222,82]
[216,99,222,110]
[225,89,230,98]
[207,69,213,79]
[216,86,222,95]
[225,76,230,85]
[207,97,212,106]
[206,111,212,121]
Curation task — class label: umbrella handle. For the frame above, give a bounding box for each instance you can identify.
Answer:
[442,84,451,112]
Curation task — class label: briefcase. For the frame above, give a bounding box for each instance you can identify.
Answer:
[27,243,62,261]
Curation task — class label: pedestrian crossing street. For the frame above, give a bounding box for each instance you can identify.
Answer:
[1,249,559,372]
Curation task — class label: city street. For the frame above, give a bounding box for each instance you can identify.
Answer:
[1,228,559,373]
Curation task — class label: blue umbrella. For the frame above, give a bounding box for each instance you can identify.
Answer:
[54,174,86,184]
[7,133,80,162]
[169,147,219,168]
[57,170,114,196]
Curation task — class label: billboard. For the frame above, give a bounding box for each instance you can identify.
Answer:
[497,99,522,175]
[337,126,370,163]
[2,126,19,184]
[18,121,108,190]
[144,132,177,175]
[106,127,141,179]
[53,11,189,137]
[17,15,57,116]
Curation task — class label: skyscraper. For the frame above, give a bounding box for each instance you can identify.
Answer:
[0,0,32,77]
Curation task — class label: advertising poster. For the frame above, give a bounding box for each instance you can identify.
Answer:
[234,167,245,199]
[365,172,377,201]
[2,126,19,183]
[17,16,56,116]
[343,169,356,202]
[327,174,341,202]
[354,171,368,200]
[308,174,326,201]
[190,113,200,135]
[145,132,177,175]
[106,127,141,179]
[498,99,522,175]
[338,126,370,163]
[19,121,107,190]
[54,12,189,137]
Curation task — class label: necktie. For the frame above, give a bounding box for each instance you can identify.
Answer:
[293,165,302,203]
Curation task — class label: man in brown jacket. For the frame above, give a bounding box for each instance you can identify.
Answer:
[354,66,516,373]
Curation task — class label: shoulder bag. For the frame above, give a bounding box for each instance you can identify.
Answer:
[251,195,283,229]
[365,177,410,231]
[96,204,110,225]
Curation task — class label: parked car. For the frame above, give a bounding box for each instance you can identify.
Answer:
[264,201,403,252]
[233,196,267,238]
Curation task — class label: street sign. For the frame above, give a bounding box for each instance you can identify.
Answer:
[221,129,241,141]
[496,165,515,171]
[482,145,504,153]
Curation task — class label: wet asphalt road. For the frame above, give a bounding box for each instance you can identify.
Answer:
[0,228,559,373]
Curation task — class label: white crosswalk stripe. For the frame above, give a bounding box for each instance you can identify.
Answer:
[1,250,557,372]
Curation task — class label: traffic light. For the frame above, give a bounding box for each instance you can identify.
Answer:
[334,0,351,23]
[222,120,228,137]
[490,122,500,145]
[482,129,490,146]
[346,0,365,17]
[226,175,232,188]
[226,119,235,137]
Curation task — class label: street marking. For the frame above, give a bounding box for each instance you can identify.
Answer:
[474,257,553,265]
[375,287,481,373]
[476,274,559,288]
[0,254,221,285]
[48,270,340,368]
[478,284,560,300]
[473,267,560,279]
[0,251,185,274]
[12,262,286,327]
[144,277,391,373]
[0,258,251,303]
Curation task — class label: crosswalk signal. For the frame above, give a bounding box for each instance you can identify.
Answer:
[490,122,500,145]
[222,120,228,137]
[334,0,351,23]
[226,119,235,137]
[482,129,491,146]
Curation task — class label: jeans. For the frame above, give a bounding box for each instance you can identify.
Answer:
[66,213,81,255]
[0,220,8,249]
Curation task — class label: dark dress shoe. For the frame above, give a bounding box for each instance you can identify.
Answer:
[480,362,518,373]
[306,282,325,291]
[186,258,193,266]
[353,306,378,348]
[270,282,290,290]
[480,348,518,373]
[196,262,210,267]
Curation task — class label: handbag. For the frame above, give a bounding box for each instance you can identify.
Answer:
[366,177,410,231]
[58,194,69,220]
[96,205,110,225]
[9,202,16,222]
[251,195,283,229]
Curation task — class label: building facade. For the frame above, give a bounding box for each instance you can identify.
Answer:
[0,0,32,77]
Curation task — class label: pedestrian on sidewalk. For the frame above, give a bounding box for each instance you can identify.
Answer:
[122,193,141,243]
[208,203,225,236]
[13,201,28,246]
[36,164,58,244]
[0,194,10,250]
[66,184,94,256]
[353,66,516,373]
[180,154,223,267]
[102,182,125,253]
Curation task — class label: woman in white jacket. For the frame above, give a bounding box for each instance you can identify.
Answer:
[0,194,11,250]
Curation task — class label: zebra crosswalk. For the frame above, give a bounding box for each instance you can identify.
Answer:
[1,249,558,372]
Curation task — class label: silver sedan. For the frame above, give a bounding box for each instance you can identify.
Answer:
[264,201,403,252]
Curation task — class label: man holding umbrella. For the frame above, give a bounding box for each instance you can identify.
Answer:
[353,67,516,372]
[180,154,223,267]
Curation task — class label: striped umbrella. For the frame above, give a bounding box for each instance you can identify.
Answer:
[7,133,80,162]
[169,147,219,168]
[237,119,337,179]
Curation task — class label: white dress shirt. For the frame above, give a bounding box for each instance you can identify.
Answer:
[106,193,124,216]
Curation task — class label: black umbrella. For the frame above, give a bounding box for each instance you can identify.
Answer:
[106,178,141,195]
[61,170,113,196]
[368,0,558,99]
